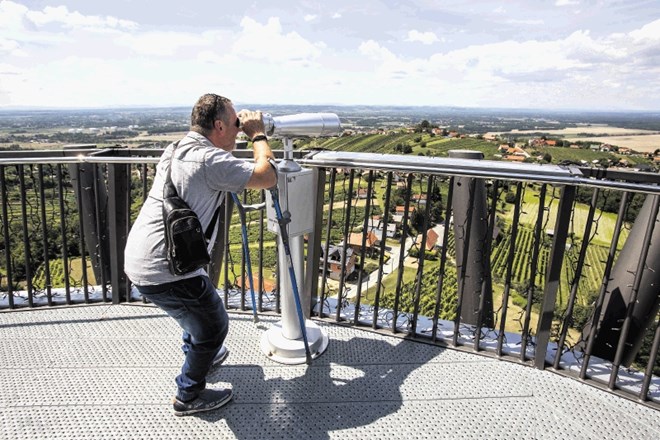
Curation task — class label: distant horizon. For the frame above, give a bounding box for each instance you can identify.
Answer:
[1,103,659,116]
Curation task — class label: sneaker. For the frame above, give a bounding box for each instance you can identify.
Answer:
[211,346,229,368]
[173,388,233,416]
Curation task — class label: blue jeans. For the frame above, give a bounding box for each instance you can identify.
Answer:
[135,275,229,402]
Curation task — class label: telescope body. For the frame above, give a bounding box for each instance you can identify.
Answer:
[262,113,341,138]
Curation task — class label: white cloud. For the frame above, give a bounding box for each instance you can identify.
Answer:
[0,63,22,75]
[555,0,580,6]
[629,18,660,42]
[0,1,29,33]
[25,5,138,31]
[506,18,544,25]
[359,40,397,62]
[348,20,660,109]
[116,31,211,56]
[0,38,27,57]
[332,12,342,19]
[603,79,621,88]
[233,17,324,64]
[405,30,440,45]
[0,1,658,110]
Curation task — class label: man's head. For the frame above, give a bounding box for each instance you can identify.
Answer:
[191,93,240,150]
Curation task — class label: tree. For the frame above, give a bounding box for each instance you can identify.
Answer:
[410,208,426,235]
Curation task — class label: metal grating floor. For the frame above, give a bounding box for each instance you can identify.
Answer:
[1,305,658,439]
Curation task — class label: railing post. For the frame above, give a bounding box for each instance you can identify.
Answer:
[306,167,326,314]
[583,194,660,367]
[107,161,130,304]
[0,166,14,308]
[448,150,494,328]
[535,184,575,369]
[66,146,110,287]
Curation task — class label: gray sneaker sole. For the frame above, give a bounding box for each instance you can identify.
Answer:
[173,390,233,416]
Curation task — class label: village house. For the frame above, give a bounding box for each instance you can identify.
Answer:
[368,216,398,242]
[390,213,404,227]
[503,145,530,162]
[320,244,356,281]
[367,216,381,231]
[395,205,416,215]
[411,194,427,205]
[415,227,442,252]
[371,224,397,243]
[507,146,530,157]
[355,188,370,199]
[347,231,379,257]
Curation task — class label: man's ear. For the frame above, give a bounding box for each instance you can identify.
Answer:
[214,119,224,132]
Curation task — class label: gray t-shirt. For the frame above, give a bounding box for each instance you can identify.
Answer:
[124,131,254,286]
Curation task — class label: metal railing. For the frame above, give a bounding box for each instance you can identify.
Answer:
[0,146,658,409]
[300,150,660,409]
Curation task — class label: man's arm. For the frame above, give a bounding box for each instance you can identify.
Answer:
[238,110,277,189]
[247,138,277,189]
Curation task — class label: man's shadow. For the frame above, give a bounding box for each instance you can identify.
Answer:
[200,334,443,439]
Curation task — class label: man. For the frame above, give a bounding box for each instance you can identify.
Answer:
[124,93,276,416]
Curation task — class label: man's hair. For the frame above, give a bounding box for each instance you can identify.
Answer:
[190,93,232,136]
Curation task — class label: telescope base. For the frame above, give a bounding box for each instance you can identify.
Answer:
[260,320,329,365]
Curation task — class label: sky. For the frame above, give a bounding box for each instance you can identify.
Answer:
[1,0,659,111]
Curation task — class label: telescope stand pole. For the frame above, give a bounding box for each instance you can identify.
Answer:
[269,186,313,364]
[260,146,329,365]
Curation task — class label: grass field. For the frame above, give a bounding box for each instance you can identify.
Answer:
[500,185,629,247]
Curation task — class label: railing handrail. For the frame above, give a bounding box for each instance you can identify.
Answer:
[3,147,658,194]
[300,150,660,194]
[0,147,301,165]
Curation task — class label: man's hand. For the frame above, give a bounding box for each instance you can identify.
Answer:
[238,109,266,141]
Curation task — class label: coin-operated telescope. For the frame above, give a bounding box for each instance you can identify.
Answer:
[261,113,341,364]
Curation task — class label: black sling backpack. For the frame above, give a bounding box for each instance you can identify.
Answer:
[162,141,221,276]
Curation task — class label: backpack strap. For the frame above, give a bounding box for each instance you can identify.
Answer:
[163,140,223,239]
[163,141,180,199]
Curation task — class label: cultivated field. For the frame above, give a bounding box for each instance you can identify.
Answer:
[487,125,660,153]
[563,134,660,153]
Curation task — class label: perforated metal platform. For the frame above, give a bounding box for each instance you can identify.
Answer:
[1,305,658,439]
